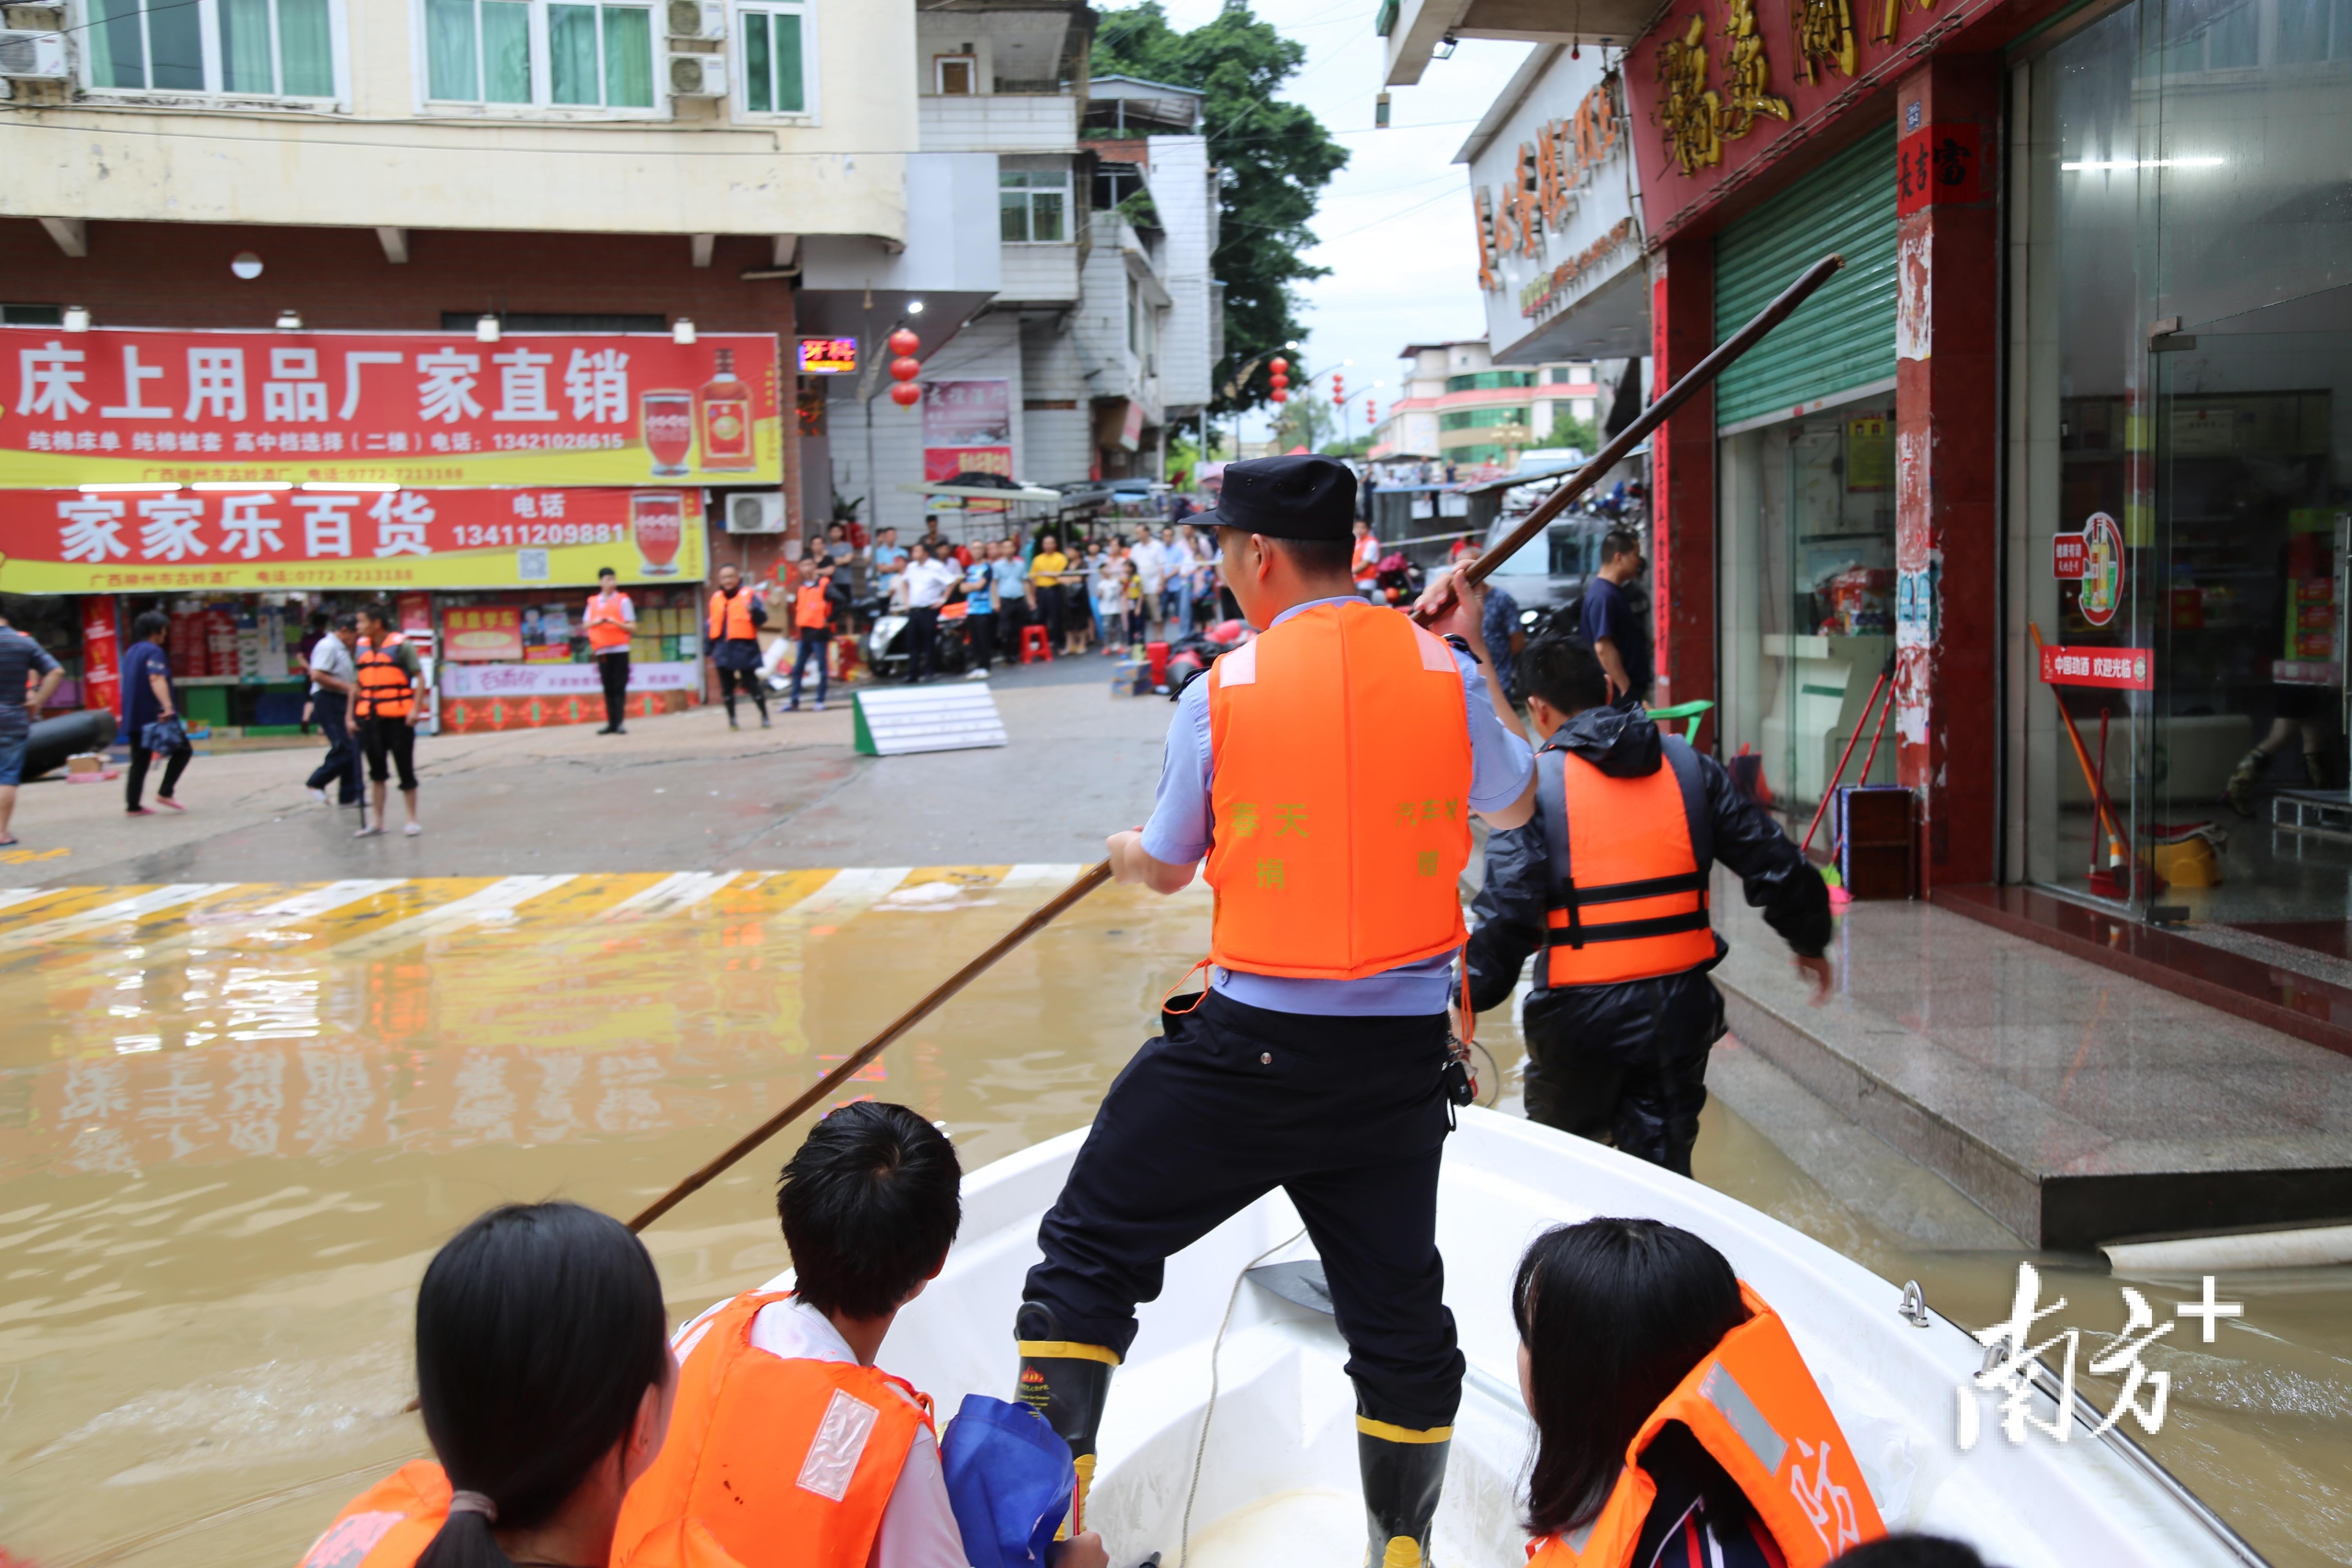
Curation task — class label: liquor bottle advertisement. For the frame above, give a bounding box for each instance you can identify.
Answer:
[0,327,782,487]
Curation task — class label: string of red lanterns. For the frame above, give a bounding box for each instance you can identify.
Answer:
[1268,355,1289,405]
[887,326,922,409]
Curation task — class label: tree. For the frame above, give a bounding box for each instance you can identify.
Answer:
[1271,394,1335,453]
[1092,2,1348,416]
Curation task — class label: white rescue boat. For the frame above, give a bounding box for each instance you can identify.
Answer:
[730,1108,2265,1568]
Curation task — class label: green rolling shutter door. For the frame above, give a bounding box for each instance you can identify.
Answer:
[1712,122,1898,430]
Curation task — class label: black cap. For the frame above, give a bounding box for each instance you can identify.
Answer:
[1206,455,1357,542]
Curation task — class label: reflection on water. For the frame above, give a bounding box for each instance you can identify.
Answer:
[0,872,2344,1568]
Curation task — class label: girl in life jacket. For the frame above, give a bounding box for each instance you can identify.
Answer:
[296,1203,737,1568]
[1515,1219,1888,1568]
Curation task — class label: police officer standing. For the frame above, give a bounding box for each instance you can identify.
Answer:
[1013,455,1535,1568]
[1463,635,1832,1173]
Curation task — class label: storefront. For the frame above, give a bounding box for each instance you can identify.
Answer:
[1713,127,1902,829]
[0,324,773,737]
[2008,0,2352,922]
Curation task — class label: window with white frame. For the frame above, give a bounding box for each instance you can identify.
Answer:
[737,0,808,115]
[423,0,657,108]
[83,0,339,97]
[1000,164,1070,243]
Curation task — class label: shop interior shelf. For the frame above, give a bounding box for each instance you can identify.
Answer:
[2272,789,2352,844]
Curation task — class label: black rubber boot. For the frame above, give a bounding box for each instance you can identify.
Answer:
[1014,1301,1118,1535]
[1359,1412,1451,1568]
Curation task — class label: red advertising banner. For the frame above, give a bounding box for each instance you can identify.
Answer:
[0,486,706,592]
[1,327,780,487]
[923,446,1015,483]
[2039,644,2154,690]
[79,595,121,718]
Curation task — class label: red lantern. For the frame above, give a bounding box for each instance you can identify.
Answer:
[1269,356,1289,376]
[890,355,921,382]
[889,381,921,408]
[888,327,921,357]
[1332,374,1344,403]
[1271,389,1288,404]
[1270,372,1289,393]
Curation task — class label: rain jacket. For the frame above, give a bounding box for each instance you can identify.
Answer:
[1464,701,1829,1064]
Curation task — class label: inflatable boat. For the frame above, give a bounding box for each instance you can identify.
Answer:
[728,1107,2264,1568]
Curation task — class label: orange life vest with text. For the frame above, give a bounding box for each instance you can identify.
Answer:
[353,634,416,721]
[586,590,635,653]
[612,1292,934,1568]
[296,1461,744,1568]
[1524,1286,1886,1568]
[1538,734,1718,987]
[707,589,757,644]
[795,581,833,632]
[1205,600,1473,980]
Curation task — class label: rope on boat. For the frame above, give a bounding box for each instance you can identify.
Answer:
[1179,1227,1309,1568]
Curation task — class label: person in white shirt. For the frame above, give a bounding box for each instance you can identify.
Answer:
[304,612,362,807]
[1131,534,1167,638]
[630,1102,1109,1568]
[900,541,960,684]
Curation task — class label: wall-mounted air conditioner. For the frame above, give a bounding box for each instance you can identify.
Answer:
[0,31,70,78]
[668,52,727,97]
[724,492,787,534]
[665,0,724,40]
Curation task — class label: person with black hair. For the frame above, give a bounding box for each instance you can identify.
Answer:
[1463,635,1831,1174]
[611,1101,1107,1568]
[1515,1218,1885,1568]
[296,1201,730,1568]
[353,602,425,838]
[1827,1538,1985,1568]
[1021,454,1539,1568]
[122,608,192,815]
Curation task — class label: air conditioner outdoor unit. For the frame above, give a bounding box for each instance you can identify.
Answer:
[725,491,786,534]
[667,51,726,97]
[666,0,724,39]
[0,31,70,78]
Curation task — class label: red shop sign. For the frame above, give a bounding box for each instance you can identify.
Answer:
[2039,644,2154,690]
[2052,534,2087,579]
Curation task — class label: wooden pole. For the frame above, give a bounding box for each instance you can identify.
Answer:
[1412,252,1847,626]
[626,860,1114,1233]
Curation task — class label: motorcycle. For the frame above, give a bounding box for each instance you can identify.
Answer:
[1162,617,1251,700]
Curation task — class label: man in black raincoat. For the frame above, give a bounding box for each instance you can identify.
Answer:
[1463,634,1833,1174]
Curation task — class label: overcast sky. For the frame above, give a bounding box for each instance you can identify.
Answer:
[1143,2,1532,445]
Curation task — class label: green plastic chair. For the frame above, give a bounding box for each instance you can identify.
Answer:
[1648,698,1714,750]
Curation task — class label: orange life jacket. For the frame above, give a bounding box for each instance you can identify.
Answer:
[354,634,416,721]
[1538,735,1718,987]
[586,590,635,653]
[1205,600,1472,980]
[612,1292,934,1568]
[707,589,757,644]
[795,581,833,632]
[298,1461,744,1568]
[1526,1285,1886,1568]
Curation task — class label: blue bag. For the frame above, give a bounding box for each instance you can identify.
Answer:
[141,715,189,754]
[938,1393,1076,1568]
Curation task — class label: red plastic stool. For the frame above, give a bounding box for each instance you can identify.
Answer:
[1020,624,1053,664]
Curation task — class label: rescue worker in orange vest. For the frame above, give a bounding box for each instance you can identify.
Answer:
[296,1201,739,1568]
[610,1101,1109,1568]
[705,563,770,730]
[585,566,638,735]
[1462,635,1831,1174]
[1513,1218,1884,1568]
[1016,454,1537,1568]
[785,553,849,713]
[352,602,425,840]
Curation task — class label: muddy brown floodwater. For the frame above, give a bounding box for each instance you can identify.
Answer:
[0,870,2345,1568]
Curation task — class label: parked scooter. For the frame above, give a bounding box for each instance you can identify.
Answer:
[1162,617,1251,700]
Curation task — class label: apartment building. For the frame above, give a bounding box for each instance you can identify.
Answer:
[1369,341,1604,469]
[819,7,1218,537]
[0,0,944,731]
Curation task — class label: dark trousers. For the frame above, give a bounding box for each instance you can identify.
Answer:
[789,633,830,705]
[597,650,630,730]
[715,662,767,721]
[1025,990,1463,1429]
[906,605,940,682]
[126,742,191,810]
[306,691,362,802]
[1521,980,1720,1177]
[966,610,996,670]
[1035,584,1067,645]
[359,717,418,791]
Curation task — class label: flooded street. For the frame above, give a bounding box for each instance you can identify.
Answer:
[1,871,2346,1568]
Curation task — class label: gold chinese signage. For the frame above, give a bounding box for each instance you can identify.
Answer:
[1472,73,1626,292]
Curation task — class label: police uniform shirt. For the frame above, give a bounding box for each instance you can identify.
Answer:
[1142,595,1535,1016]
